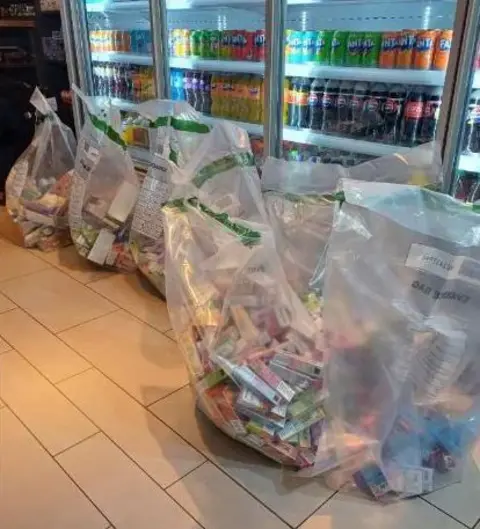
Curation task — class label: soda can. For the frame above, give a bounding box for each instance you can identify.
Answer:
[433,29,453,71]
[232,30,241,60]
[190,30,201,57]
[168,29,175,56]
[346,32,364,67]
[302,30,318,63]
[244,31,256,61]
[397,30,417,69]
[210,29,221,58]
[413,30,438,70]
[285,29,293,63]
[219,31,229,59]
[181,29,191,57]
[289,31,303,64]
[314,30,333,65]
[379,31,399,69]
[362,32,381,67]
[254,29,266,62]
[330,31,348,66]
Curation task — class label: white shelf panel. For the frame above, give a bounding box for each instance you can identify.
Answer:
[459,154,480,173]
[473,72,480,90]
[166,0,264,9]
[92,52,153,65]
[170,57,264,74]
[86,1,149,12]
[283,128,411,157]
[285,64,446,86]
[202,115,263,136]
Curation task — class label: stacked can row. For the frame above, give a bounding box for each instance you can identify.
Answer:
[169,29,266,62]
[287,29,453,71]
[92,62,155,102]
[89,29,152,55]
[284,77,442,147]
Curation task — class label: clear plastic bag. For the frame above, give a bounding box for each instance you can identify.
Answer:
[321,179,480,500]
[69,88,139,271]
[262,144,443,299]
[163,196,328,468]
[129,101,210,292]
[6,88,76,250]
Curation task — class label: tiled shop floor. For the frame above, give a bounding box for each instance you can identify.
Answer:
[1,234,480,529]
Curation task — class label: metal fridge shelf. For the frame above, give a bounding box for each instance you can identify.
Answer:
[201,115,264,135]
[92,52,153,65]
[283,127,411,157]
[170,57,265,74]
[459,154,480,173]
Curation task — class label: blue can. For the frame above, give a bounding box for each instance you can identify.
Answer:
[289,31,303,64]
[302,30,318,63]
[145,30,152,54]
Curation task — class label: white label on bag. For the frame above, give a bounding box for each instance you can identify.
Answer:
[47,97,58,111]
[87,229,115,265]
[107,181,139,223]
[25,210,55,226]
[9,159,29,199]
[405,244,458,280]
[131,176,170,239]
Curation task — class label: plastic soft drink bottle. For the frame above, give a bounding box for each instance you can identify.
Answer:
[362,82,388,139]
[200,72,212,114]
[176,69,186,101]
[307,78,325,131]
[210,73,220,116]
[382,84,406,144]
[350,81,369,136]
[192,71,201,111]
[184,71,195,107]
[419,86,442,143]
[249,75,262,123]
[283,77,289,125]
[287,78,298,127]
[321,79,340,133]
[463,90,480,153]
[296,77,311,128]
[400,86,425,146]
[337,80,354,135]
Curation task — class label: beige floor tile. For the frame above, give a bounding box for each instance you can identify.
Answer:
[0,399,4,408]
[425,457,480,527]
[299,492,464,529]
[0,243,50,283]
[34,245,114,284]
[0,408,108,529]
[168,462,289,529]
[59,311,188,405]
[0,335,11,353]
[151,386,333,527]
[0,292,15,313]
[57,433,201,529]
[0,351,98,454]
[89,274,171,332]
[0,309,91,383]
[0,268,116,333]
[59,369,205,488]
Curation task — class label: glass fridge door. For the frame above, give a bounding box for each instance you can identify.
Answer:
[83,0,156,164]
[166,0,266,166]
[281,0,458,166]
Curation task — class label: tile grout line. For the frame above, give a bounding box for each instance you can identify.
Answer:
[52,366,96,386]
[0,306,19,316]
[293,490,338,529]
[164,460,208,491]
[0,405,113,527]
[146,382,191,408]
[0,262,54,287]
[51,307,121,335]
[421,497,472,528]
[53,430,102,458]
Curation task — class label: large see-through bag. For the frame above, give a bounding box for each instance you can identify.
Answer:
[6,87,76,250]
[262,144,443,299]
[69,89,139,271]
[321,180,480,500]
[130,101,210,292]
[163,196,328,468]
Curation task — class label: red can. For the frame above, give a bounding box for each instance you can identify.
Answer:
[254,29,266,62]
[244,31,255,61]
[234,30,246,60]
[231,30,240,60]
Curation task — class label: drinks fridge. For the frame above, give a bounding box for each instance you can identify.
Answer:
[61,0,480,178]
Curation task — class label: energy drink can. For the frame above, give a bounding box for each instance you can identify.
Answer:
[362,32,381,67]
[314,30,333,65]
[346,32,364,67]
[413,30,438,70]
[433,30,453,71]
[330,31,348,66]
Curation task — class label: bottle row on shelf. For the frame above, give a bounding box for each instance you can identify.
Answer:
[282,141,376,166]
[171,68,264,124]
[89,29,152,55]
[284,77,441,147]
[286,29,452,71]
[92,62,155,102]
[464,90,480,155]
[169,29,265,62]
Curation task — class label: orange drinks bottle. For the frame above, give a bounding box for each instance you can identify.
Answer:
[433,29,453,71]
[379,32,399,69]
[396,30,417,69]
[413,30,438,70]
